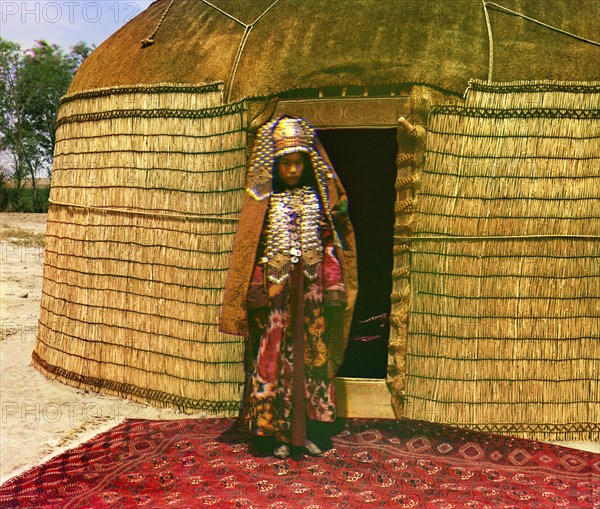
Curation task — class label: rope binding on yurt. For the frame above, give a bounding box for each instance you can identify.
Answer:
[141,0,176,47]
[198,0,282,102]
[481,1,600,81]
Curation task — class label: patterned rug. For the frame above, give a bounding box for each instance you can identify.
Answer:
[1,418,598,508]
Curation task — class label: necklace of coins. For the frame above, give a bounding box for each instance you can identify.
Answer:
[263,186,324,284]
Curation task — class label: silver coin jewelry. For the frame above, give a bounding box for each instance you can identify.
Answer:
[264,186,324,284]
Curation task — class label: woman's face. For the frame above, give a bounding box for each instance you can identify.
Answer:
[277,152,305,187]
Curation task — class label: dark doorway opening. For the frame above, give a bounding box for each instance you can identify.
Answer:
[317,129,397,379]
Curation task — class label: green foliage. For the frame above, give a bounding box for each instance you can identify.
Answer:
[0,39,27,188]
[0,185,50,213]
[0,37,94,212]
[0,171,8,210]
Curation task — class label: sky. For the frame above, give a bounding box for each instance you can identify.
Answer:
[0,0,153,51]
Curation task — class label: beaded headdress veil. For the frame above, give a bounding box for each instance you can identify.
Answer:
[246,116,335,204]
[246,116,341,283]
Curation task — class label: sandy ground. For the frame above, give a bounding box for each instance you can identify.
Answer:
[0,213,597,485]
[0,213,209,484]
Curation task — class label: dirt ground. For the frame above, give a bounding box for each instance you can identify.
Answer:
[0,213,208,484]
[0,213,597,484]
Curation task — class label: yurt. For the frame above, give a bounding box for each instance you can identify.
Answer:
[32,0,599,441]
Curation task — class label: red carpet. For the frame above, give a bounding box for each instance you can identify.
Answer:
[1,418,598,508]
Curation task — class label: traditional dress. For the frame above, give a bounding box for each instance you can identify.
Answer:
[220,116,357,446]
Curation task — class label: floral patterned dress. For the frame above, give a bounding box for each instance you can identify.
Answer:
[240,191,346,445]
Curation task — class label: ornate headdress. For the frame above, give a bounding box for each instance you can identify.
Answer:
[246,116,334,203]
[272,117,313,157]
[246,116,341,285]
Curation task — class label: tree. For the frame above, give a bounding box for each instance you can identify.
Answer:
[0,38,94,211]
[0,38,29,209]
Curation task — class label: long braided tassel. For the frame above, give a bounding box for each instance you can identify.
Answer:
[141,0,176,48]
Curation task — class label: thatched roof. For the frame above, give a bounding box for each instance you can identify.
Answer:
[70,0,599,99]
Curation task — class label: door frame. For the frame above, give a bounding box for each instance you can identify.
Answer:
[273,97,412,418]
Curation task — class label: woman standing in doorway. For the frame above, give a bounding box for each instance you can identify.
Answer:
[220,116,357,458]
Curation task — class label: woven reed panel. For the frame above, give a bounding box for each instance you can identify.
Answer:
[404,81,600,440]
[32,83,247,414]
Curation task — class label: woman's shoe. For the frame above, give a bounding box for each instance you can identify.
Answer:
[302,440,323,457]
[273,443,291,459]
